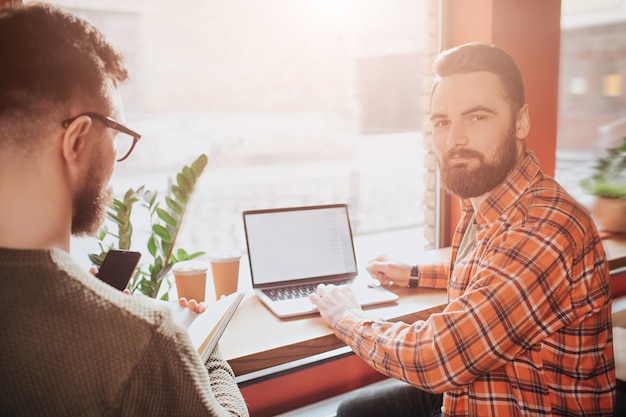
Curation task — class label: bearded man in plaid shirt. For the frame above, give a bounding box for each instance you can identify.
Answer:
[311,42,615,417]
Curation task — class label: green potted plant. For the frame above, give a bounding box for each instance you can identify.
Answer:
[580,137,626,233]
[89,154,209,300]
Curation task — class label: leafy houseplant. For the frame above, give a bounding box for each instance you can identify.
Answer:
[580,137,626,233]
[89,154,208,300]
[580,137,626,199]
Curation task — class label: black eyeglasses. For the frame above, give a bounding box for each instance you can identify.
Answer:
[61,112,141,162]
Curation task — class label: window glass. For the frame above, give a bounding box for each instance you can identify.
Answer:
[556,1,626,208]
[30,1,433,268]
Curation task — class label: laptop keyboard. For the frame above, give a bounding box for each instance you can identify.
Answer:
[263,279,353,301]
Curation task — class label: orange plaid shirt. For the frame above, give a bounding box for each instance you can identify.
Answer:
[336,152,615,416]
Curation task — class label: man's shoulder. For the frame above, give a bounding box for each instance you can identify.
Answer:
[85,281,182,344]
[0,284,187,415]
[516,175,598,242]
[1,247,182,352]
[524,175,590,218]
[0,248,188,364]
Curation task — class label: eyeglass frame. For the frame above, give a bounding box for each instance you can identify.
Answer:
[61,112,141,162]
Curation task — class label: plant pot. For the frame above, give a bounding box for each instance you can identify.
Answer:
[592,196,626,233]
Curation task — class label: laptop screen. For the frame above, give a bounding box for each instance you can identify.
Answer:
[243,205,358,286]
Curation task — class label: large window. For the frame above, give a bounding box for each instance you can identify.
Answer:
[556,0,626,207]
[32,1,437,269]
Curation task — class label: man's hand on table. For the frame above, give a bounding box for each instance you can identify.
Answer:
[365,255,412,287]
[310,283,362,328]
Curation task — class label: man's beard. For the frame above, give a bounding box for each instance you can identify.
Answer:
[439,126,519,199]
[71,164,113,237]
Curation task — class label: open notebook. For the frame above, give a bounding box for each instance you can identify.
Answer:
[242,204,398,318]
[169,291,244,362]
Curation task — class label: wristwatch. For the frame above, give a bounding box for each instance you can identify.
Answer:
[409,265,419,288]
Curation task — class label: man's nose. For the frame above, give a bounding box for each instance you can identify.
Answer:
[447,123,469,147]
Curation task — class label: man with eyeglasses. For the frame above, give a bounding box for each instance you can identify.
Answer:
[61,112,141,163]
[0,4,248,416]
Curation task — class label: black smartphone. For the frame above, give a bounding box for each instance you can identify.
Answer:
[95,249,142,291]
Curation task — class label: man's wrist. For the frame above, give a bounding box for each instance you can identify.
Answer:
[332,308,364,329]
[409,265,419,288]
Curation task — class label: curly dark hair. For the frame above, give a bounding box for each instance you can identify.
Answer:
[0,3,128,140]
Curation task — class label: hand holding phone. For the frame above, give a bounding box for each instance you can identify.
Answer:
[95,249,142,291]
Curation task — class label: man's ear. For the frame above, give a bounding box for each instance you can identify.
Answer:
[515,104,531,139]
[61,116,93,165]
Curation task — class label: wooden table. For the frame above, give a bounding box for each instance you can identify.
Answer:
[219,236,626,378]
[220,286,448,376]
[219,245,451,377]
[603,233,626,271]
[613,310,626,382]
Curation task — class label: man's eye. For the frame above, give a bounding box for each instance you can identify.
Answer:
[433,120,449,128]
[471,114,487,122]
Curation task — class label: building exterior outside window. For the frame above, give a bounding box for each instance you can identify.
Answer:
[556,0,626,206]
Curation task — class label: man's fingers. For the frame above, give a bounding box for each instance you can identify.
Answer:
[178,297,207,313]
[316,283,334,296]
[309,292,320,304]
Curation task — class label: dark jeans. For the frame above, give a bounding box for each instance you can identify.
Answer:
[336,379,443,417]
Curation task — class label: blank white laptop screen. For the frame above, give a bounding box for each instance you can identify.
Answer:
[244,205,357,286]
[243,204,399,318]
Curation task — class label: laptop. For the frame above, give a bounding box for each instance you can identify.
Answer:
[242,204,399,318]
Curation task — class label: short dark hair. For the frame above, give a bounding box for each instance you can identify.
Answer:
[432,42,525,111]
[0,3,128,137]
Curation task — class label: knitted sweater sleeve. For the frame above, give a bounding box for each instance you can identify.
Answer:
[205,346,249,417]
[118,312,249,416]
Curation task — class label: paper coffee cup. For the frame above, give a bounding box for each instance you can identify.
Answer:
[209,249,241,299]
[172,260,208,302]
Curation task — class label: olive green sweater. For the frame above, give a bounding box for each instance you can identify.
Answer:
[0,248,248,416]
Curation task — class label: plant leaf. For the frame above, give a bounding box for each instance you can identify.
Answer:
[580,137,626,198]
[165,197,183,215]
[147,236,158,257]
[186,251,206,260]
[153,256,163,271]
[144,189,158,207]
[153,224,172,242]
[192,154,208,176]
[177,172,191,193]
[171,185,189,204]
[177,248,189,259]
[156,208,178,228]
[108,214,127,226]
[161,240,172,257]
[88,253,106,266]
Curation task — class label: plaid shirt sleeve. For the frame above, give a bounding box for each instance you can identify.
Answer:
[414,262,449,289]
[334,153,615,416]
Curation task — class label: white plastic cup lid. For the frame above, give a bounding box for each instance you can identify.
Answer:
[172,260,208,275]
[208,249,241,263]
